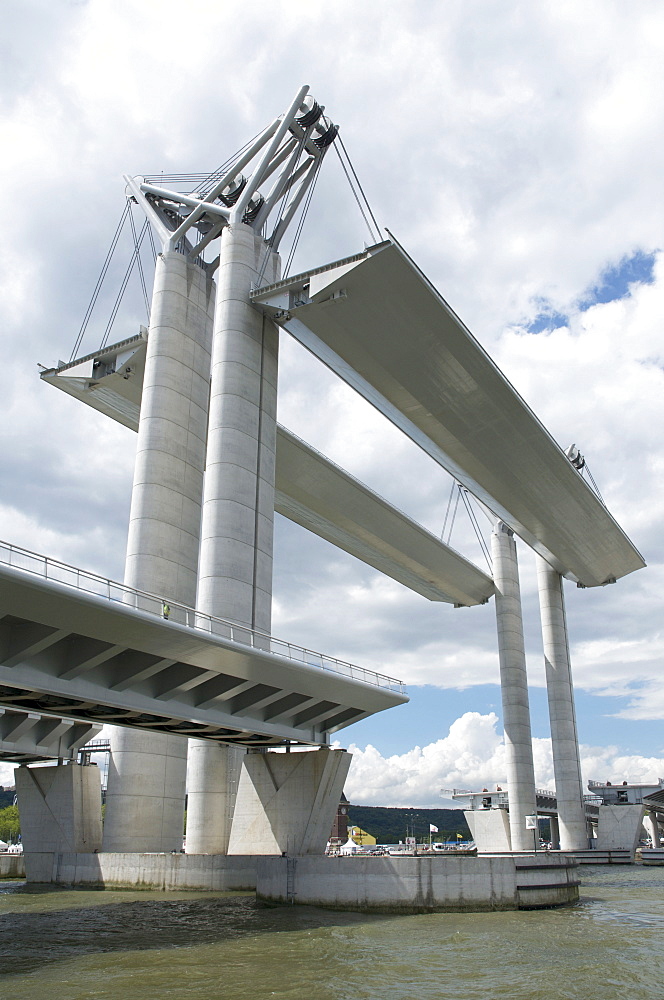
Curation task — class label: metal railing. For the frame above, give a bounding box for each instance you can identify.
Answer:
[0,540,405,695]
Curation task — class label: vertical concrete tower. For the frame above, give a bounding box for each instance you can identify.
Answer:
[185,224,280,853]
[103,251,215,852]
[536,556,588,850]
[491,521,538,852]
[185,86,340,853]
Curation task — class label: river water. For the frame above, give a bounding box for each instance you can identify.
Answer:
[1,865,662,999]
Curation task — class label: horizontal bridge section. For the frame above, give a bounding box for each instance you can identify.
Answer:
[251,240,645,588]
[275,427,493,606]
[41,336,493,607]
[0,548,407,748]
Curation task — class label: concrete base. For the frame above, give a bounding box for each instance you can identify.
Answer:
[227,749,351,856]
[465,809,512,853]
[0,854,25,879]
[15,763,102,856]
[595,805,645,857]
[641,848,664,865]
[571,849,633,865]
[256,853,579,912]
[23,852,268,890]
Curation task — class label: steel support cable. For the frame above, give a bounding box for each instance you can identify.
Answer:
[129,204,150,318]
[335,136,381,243]
[284,155,324,278]
[99,220,149,350]
[193,128,265,199]
[441,478,457,542]
[70,203,131,361]
[256,131,310,287]
[459,487,493,572]
[333,144,377,245]
[443,483,460,545]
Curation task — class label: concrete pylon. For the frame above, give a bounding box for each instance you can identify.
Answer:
[227,749,352,855]
[536,556,588,851]
[103,251,215,853]
[185,741,245,854]
[186,223,281,854]
[491,521,538,852]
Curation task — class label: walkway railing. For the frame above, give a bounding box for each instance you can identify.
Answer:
[0,540,405,695]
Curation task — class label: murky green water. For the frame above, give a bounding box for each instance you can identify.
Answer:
[1,866,663,999]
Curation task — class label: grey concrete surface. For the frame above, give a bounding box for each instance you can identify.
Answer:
[491,522,537,852]
[536,556,588,850]
[105,251,215,853]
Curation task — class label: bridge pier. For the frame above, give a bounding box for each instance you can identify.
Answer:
[536,557,588,850]
[16,762,102,881]
[185,223,282,853]
[103,251,215,853]
[491,521,538,852]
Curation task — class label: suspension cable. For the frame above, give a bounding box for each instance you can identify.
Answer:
[129,203,150,318]
[99,220,149,350]
[335,135,381,243]
[459,488,493,572]
[256,131,310,287]
[284,155,324,278]
[69,203,131,361]
[441,479,457,542]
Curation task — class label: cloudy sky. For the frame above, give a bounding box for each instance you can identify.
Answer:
[1,0,663,805]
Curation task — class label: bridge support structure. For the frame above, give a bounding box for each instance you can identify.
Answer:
[491,521,538,852]
[536,556,588,851]
[103,251,215,853]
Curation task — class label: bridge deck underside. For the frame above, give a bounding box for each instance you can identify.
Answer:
[252,239,645,587]
[41,338,494,608]
[0,707,101,763]
[0,565,405,747]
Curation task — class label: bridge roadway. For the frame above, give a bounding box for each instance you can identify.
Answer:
[41,336,495,609]
[0,543,407,748]
[453,787,600,822]
[251,238,645,588]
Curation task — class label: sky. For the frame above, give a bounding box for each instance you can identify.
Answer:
[1,0,663,806]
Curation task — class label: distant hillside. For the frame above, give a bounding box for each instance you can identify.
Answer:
[0,788,16,809]
[347,805,470,844]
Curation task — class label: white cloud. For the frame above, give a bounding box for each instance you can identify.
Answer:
[1,0,663,791]
[342,712,664,807]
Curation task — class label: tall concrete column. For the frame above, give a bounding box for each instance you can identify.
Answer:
[536,556,588,851]
[104,251,215,853]
[491,521,538,852]
[644,811,660,847]
[186,223,281,854]
[185,741,245,854]
[549,814,560,850]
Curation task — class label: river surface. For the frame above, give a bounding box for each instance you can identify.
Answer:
[1,865,662,999]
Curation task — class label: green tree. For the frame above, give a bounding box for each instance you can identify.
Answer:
[0,804,20,844]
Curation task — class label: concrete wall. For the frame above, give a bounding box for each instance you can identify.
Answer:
[24,852,263,890]
[256,854,579,912]
[0,854,25,879]
[465,809,512,853]
[15,763,102,859]
[596,804,645,855]
[227,749,351,856]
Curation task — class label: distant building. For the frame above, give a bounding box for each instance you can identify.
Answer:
[349,825,376,847]
[329,793,350,846]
